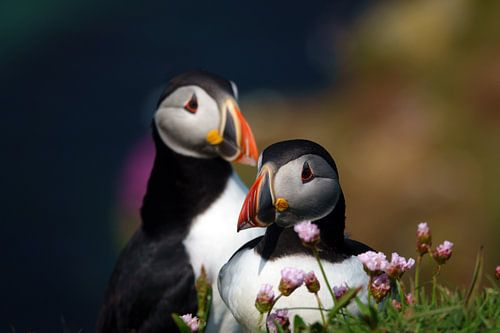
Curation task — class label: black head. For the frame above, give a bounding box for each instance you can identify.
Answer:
[238,139,345,231]
[153,70,258,165]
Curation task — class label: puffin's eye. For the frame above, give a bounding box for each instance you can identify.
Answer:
[184,94,198,113]
[301,161,314,183]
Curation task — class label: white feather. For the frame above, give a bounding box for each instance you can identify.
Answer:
[219,250,369,332]
[183,173,265,333]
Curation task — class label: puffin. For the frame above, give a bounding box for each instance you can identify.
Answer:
[218,139,373,331]
[97,70,264,333]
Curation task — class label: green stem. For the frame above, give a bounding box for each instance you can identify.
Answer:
[367,275,372,306]
[414,255,422,303]
[313,248,336,302]
[314,292,327,327]
[396,279,405,307]
[266,294,283,317]
[431,265,441,305]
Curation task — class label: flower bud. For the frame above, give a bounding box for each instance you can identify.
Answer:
[496,266,500,280]
[416,222,432,255]
[278,267,304,296]
[432,240,453,265]
[255,283,275,313]
[279,268,305,296]
[391,299,402,311]
[405,293,414,305]
[332,285,349,300]
[266,309,290,333]
[180,314,199,332]
[293,221,320,247]
[304,271,320,293]
[370,273,391,303]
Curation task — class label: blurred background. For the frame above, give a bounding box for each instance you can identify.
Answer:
[2,0,499,331]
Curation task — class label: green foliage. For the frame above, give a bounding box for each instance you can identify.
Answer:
[323,286,499,332]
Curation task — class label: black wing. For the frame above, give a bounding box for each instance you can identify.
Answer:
[97,231,197,333]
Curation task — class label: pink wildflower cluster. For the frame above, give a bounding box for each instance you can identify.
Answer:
[357,250,415,303]
[432,240,454,265]
[293,221,320,246]
[357,251,388,275]
[180,314,199,332]
[279,267,305,296]
[255,283,275,313]
[358,251,414,278]
[266,309,290,333]
[385,252,416,279]
[496,266,500,280]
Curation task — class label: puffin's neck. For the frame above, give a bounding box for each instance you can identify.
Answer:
[255,192,347,261]
[140,126,232,235]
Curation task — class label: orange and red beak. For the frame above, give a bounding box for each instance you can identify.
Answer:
[214,99,258,166]
[237,166,277,231]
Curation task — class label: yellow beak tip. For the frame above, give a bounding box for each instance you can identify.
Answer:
[206,129,224,145]
[275,197,289,212]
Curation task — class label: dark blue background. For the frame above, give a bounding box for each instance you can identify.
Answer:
[0,1,370,331]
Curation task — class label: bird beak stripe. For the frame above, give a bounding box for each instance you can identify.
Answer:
[218,100,258,166]
[237,166,273,231]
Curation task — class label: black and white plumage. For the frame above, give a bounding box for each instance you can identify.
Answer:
[218,140,373,331]
[97,70,263,333]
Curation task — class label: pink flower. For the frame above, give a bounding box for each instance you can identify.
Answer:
[385,252,415,279]
[266,309,290,333]
[496,266,500,280]
[370,273,391,303]
[417,222,430,237]
[279,268,305,296]
[357,251,389,275]
[432,240,454,265]
[416,222,432,255]
[255,283,275,313]
[391,299,402,311]
[293,221,320,246]
[332,285,349,300]
[180,314,199,332]
[304,271,320,293]
[405,293,414,305]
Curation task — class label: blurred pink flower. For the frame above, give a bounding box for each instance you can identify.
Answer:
[180,314,199,332]
[416,222,432,255]
[405,293,414,305]
[391,299,402,311]
[332,285,349,300]
[357,251,388,275]
[495,266,500,280]
[266,309,290,333]
[304,271,320,293]
[370,273,391,303]
[255,283,275,313]
[385,252,415,279]
[432,240,454,265]
[293,221,320,246]
[279,267,305,296]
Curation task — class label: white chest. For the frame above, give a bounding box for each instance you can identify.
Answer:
[219,250,369,332]
[183,173,265,332]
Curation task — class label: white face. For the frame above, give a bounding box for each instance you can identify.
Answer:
[273,154,340,226]
[154,85,221,158]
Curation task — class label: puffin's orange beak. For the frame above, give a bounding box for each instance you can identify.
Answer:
[238,166,276,231]
[210,100,258,166]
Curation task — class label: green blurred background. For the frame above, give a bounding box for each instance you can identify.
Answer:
[2,0,499,331]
